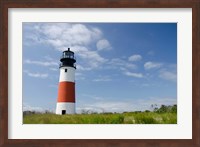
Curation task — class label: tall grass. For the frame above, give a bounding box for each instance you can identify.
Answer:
[23,112,177,124]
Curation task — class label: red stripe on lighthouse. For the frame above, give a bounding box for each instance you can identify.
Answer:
[57,82,75,102]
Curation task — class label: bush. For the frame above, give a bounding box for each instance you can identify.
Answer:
[154,104,177,113]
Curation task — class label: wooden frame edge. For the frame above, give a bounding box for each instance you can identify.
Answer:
[0,0,199,147]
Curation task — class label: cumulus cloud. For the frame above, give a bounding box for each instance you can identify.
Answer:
[144,61,162,70]
[78,50,106,64]
[77,96,176,113]
[29,23,102,48]
[124,71,143,78]
[76,64,92,71]
[89,101,133,112]
[44,55,55,61]
[23,70,48,78]
[24,23,103,51]
[108,58,137,70]
[125,63,137,69]
[49,68,58,71]
[24,23,113,72]
[24,59,58,67]
[75,72,86,80]
[159,67,177,82]
[93,76,112,82]
[23,103,45,112]
[128,54,142,62]
[109,58,125,66]
[96,39,112,51]
[70,46,107,71]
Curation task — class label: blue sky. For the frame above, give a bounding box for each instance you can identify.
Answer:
[23,23,177,113]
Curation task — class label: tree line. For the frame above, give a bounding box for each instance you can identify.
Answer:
[23,104,177,115]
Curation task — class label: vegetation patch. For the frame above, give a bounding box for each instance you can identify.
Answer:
[23,105,177,124]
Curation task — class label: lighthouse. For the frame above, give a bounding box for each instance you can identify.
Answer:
[56,48,76,115]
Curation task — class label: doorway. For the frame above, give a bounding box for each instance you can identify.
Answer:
[62,110,66,115]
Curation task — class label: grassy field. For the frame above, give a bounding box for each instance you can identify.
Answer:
[23,112,177,124]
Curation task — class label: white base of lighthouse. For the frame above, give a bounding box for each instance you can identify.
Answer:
[56,102,75,115]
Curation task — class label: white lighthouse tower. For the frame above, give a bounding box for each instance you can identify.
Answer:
[56,48,76,115]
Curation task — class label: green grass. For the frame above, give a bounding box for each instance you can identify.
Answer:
[23,112,177,124]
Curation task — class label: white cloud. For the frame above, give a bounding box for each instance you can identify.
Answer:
[70,46,107,70]
[76,77,86,80]
[124,71,143,78]
[23,103,44,112]
[128,54,142,62]
[24,59,58,67]
[140,97,177,107]
[24,23,111,72]
[78,50,106,64]
[75,72,83,76]
[125,63,137,69]
[37,23,67,39]
[49,68,58,71]
[108,58,137,70]
[26,23,102,49]
[77,96,176,113]
[44,55,54,61]
[81,94,104,101]
[89,101,133,112]
[23,70,48,78]
[75,72,86,80]
[62,46,107,71]
[23,103,55,113]
[93,79,111,82]
[93,76,112,82]
[76,64,92,71]
[159,69,177,82]
[96,39,112,51]
[108,58,125,66]
[144,61,162,70]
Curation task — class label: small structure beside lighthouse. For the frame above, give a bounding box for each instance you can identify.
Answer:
[56,48,76,115]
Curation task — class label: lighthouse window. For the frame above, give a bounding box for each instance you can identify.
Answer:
[65,69,67,72]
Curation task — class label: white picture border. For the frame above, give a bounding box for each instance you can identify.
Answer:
[8,8,192,139]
